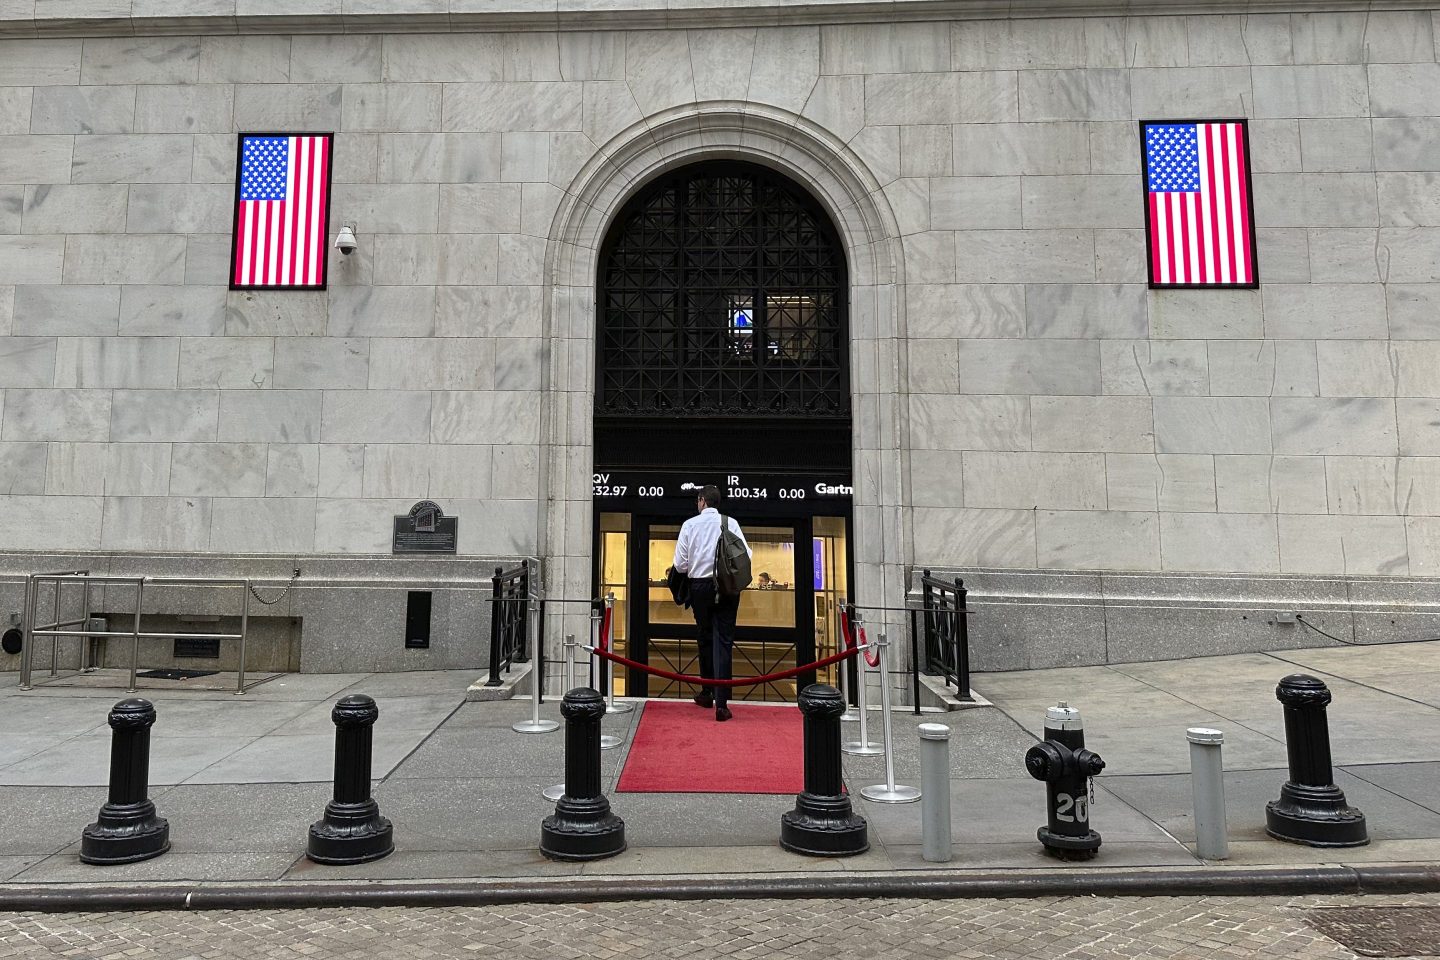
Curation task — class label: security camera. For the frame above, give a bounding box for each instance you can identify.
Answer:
[334,223,357,256]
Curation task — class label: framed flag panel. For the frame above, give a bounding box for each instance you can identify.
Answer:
[1140,119,1258,289]
[229,132,334,290]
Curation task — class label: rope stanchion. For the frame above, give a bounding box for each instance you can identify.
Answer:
[859,632,921,804]
[600,595,633,715]
[542,632,578,801]
[838,605,859,722]
[843,607,881,756]
[589,604,622,751]
[513,594,559,735]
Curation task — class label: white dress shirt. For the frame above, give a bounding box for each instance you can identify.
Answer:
[672,507,752,579]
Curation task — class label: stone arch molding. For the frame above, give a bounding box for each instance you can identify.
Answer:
[537,102,914,648]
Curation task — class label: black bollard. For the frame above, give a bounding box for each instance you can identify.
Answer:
[1265,674,1368,847]
[307,694,394,864]
[541,687,626,860]
[80,698,170,864]
[781,683,868,856]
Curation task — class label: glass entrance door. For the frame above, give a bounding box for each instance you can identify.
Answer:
[596,509,849,702]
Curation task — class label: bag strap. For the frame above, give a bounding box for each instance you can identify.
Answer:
[713,513,725,586]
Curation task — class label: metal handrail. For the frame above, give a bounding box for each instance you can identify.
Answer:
[843,575,973,710]
[20,572,259,696]
[487,557,541,686]
[918,570,971,701]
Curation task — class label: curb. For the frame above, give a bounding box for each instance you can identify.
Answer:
[3,863,1439,913]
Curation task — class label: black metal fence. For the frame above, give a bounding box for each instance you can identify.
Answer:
[487,559,536,687]
[915,569,971,701]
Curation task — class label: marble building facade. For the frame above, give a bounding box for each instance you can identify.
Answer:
[1,0,1439,677]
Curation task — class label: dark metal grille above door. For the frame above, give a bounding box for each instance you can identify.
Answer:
[597,162,849,424]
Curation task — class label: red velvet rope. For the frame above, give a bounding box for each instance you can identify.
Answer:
[591,598,862,688]
[859,625,879,668]
[593,643,859,687]
[839,607,879,668]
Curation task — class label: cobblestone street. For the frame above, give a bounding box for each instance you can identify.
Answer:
[2,894,1437,960]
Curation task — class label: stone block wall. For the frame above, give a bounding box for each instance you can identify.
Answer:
[0,1,1438,670]
[890,11,1440,586]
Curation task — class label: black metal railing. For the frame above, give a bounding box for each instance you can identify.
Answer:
[914,569,971,701]
[487,559,535,686]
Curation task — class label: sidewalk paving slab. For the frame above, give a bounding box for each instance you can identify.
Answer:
[880,841,1201,870]
[1102,767,1440,844]
[18,848,300,884]
[856,777,1180,846]
[578,845,853,875]
[1,735,257,787]
[282,848,586,882]
[1344,762,1440,815]
[370,777,559,851]
[183,729,421,784]
[0,786,112,856]
[276,694,462,736]
[837,708,1037,780]
[0,856,43,882]
[158,783,335,853]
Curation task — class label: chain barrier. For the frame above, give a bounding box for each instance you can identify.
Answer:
[247,570,299,606]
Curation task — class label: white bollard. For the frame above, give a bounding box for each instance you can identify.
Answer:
[1187,727,1229,860]
[919,722,952,862]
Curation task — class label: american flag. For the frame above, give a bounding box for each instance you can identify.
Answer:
[1142,121,1257,287]
[230,133,332,289]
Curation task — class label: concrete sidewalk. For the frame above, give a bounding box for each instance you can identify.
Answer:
[1,640,1438,896]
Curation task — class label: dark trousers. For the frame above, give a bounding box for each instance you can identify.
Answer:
[689,578,739,705]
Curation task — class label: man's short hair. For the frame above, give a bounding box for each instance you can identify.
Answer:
[699,484,722,507]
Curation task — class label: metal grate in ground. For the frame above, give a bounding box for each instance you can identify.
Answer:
[1304,906,1440,958]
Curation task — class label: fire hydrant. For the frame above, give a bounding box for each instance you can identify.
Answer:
[1024,701,1105,860]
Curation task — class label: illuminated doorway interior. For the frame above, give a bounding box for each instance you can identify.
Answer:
[596,507,849,702]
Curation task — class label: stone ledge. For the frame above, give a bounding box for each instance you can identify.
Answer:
[0,0,1421,40]
[917,672,992,710]
[465,660,529,701]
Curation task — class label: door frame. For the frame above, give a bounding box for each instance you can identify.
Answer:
[593,499,854,701]
[626,513,816,700]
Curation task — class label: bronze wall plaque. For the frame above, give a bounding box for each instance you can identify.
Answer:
[393,500,458,554]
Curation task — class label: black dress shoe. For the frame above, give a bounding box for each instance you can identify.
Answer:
[693,694,713,708]
[715,705,732,722]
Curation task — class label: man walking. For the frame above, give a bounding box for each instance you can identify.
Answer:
[672,484,751,721]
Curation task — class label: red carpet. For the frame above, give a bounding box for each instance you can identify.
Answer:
[616,700,804,795]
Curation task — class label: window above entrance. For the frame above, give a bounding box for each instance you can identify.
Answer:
[597,161,849,421]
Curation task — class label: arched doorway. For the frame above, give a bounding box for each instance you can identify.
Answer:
[591,160,852,700]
